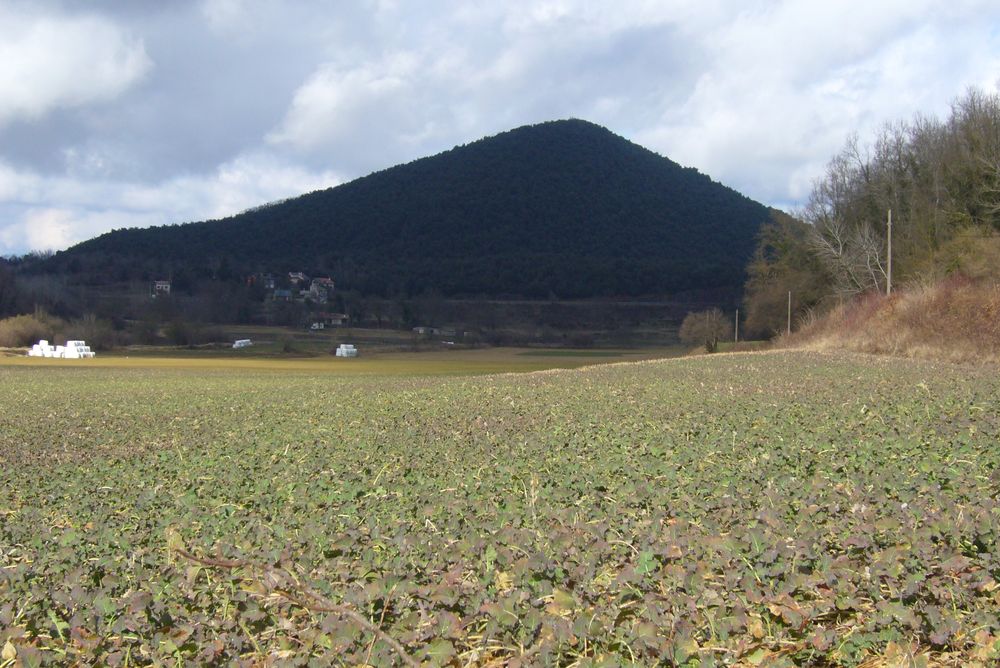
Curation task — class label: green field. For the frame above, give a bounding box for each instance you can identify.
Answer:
[1,351,999,666]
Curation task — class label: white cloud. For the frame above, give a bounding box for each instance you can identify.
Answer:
[159,152,343,221]
[0,153,340,254]
[8,209,73,251]
[3,208,148,254]
[268,53,419,150]
[636,0,1000,204]
[201,0,251,29]
[0,6,151,126]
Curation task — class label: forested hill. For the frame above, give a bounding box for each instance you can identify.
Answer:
[51,119,773,299]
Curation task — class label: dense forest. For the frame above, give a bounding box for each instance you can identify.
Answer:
[39,119,771,300]
[744,87,1000,336]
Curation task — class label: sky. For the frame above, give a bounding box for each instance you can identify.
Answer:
[1,0,999,255]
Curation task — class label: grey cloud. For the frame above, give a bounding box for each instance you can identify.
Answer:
[2,0,1000,255]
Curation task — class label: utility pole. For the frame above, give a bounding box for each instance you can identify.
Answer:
[787,291,791,336]
[735,308,739,343]
[886,209,892,296]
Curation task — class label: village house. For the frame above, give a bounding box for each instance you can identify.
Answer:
[151,280,171,298]
[245,273,276,289]
[288,271,309,285]
[306,277,334,303]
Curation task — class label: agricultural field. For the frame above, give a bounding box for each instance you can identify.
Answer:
[1,350,999,666]
[0,346,679,377]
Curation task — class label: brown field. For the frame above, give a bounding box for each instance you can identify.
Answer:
[0,345,686,376]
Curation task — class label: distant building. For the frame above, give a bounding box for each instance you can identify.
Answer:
[261,274,276,290]
[299,277,333,303]
[273,288,293,301]
[413,326,461,337]
[316,312,349,326]
[288,271,309,285]
[312,277,335,289]
[151,280,171,298]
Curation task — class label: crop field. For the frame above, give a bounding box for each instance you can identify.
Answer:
[0,346,679,377]
[1,351,999,666]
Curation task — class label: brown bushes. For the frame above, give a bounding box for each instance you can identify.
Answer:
[0,312,65,348]
[785,275,1000,363]
[0,311,121,350]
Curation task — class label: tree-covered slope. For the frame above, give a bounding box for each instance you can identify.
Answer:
[53,119,772,298]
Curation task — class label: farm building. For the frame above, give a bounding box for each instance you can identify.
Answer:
[315,312,350,327]
[306,278,334,303]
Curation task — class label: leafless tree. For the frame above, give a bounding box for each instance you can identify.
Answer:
[679,308,731,353]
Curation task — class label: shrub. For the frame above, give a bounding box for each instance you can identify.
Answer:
[68,314,118,351]
[0,311,64,347]
[679,308,732,353]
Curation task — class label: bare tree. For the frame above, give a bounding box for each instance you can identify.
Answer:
[755,85,1000,319]
[679,308,731,353]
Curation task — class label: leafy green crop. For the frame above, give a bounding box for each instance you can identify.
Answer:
[1,351,998,666]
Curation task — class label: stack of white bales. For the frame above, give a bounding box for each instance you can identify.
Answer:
[27,339,96,358]
[27,340,56,357]
[335,343,358,357]
[63,340,96,358]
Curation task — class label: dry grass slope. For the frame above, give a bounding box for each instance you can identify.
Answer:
[785,275,1000,364]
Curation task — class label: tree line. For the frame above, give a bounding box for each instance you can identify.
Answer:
[742,86,1000,336]
[41,119,770,301]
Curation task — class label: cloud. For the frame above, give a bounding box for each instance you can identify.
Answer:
[3,1,1000,254]
[0,6,151,126]
[635,0,1000,204]
[0,207,161,254]
[265,6,703,174]
[3,209,74,251]
[268,53,419,151]
[0,153,340,255]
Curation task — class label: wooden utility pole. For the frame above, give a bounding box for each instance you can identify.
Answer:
[787,291,791,336]
[886,209,893,296]
[735,308,739,343]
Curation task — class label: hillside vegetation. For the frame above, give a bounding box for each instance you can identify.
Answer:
[46,119,771,299]
[786,274,1000,363]
[745,87,1000,339]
